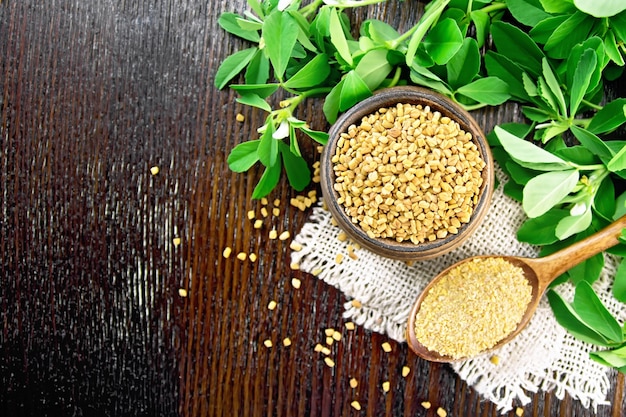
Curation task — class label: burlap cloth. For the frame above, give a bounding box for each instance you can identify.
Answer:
[291,166,625,413]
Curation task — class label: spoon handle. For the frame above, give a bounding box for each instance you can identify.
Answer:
[535,215,626,287]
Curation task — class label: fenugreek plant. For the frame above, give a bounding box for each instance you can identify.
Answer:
[217,0,626,372]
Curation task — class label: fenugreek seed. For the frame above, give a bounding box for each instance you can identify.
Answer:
[247,210,255,220]
[269,229,278,239]
[261,207,269,217]
[490,355,500,365]
[268,300,277,310]
[273,198,281,206]
[314,343,324,352]
[236,252,247,261]
[335,253,344,264]
[421,401,431,409]
[337,231,348,242]
[291,278,301,289]
[283,337,292,347]
[324,357,335,367]
[332,331,342,341]
[253,219,263,229]
[261,197,269,205]
[312,268,323,276]
[345,322,355,330]
[289,241,303,251]
[223,247,232,258]
[178,288,188,297]
[351,299,362,308]
[350,401,361,411]
[402,366,411,377]
[249,253,257,262]
[290,262,300,270]
[321,347,331,355]
[173,237,181,246]
[381,342,392,353]
[436,407,447,417]
[150,166,159,176]
[326,336,334,346]
[278,231,290,241]
[236,113,245,122]
[382,381,390,392]
[515,407,524,416]
[264,339,273,348]
[349,378,358,388]
[272,207,280,216]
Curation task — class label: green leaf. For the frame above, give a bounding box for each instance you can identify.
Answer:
[355,49,393,91]
[530,15,569,44]
[236,93,272,112]
[456,77,511,105]
[406,0,449,65]
[548,289,611,346]
[469,10,490,48]
[323,79,344,124]
[612,259,626,302]
[329,8,353,66]
[541,58,567,117]
[252,161,282,199]
[543,11,595,59]
[569,49,597,116]
[362,19,400,44]
[567,252,604,285]
[300,126,329,145]
[573,281,623,343]
[555,209,593,240]
[446,38,480,89]
[540,0,576,13]
[279,142,310,191]
[219,13,261,42]
[574,0,626,17]
[587,98,626,134]
[214,47,258,89]
[410,65,453,96]
[491,21,544,77]
[247,0,264,19]
[231,83,279,99]
[570,125,614,161]
[258,120,278,167]
[517,209,569,245]
[604,30,625,66]
[611,11,626,43]
[423,18,464,65]
[339,71,372,111]
[245,50,270,84]
[590,346,626,369]
[227,140,261,172]
[262,10,299,80]
[608,144,626,172]
[283,54,331,89]
[593,176,616,221]
[494,126,572,170]
[506,0,553,26]
[523,170,579,218]
[485,52,531,102]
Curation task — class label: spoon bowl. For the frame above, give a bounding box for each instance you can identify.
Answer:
[407,215,626,362]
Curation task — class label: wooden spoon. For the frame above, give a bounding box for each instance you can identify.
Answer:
[406,215,626,362]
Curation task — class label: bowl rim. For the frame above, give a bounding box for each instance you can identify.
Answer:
[320,86,495,260]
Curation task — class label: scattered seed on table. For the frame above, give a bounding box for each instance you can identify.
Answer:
[332,331,341,341]
[326,336,334,346]
[150,166,159,176]
[290,262,300,270]
[247,210,255,220]
[345,322,355,330]
[291,278,301,289]
[516,407,525,416]
[335,253,344,264]
[178,288,188,297]
[272,207,280,216]
[351,300,362,308]
[321,347,331,356]
[172,237,181,247]
[421,401,431,409]
[350,401,361,411]
[381,342,392,353]
[314,343,324,353]
[267,300,277,310]
[236,113,245,122]
[263,339,273,348]
[324,357,335,367]
[436,407,447,417]
[236,252,247,261]
[490,355,500,365]
[261,207,269,217]
[253,219,263,229]
[325,328,335,337]
[349,378,358,388]
[269,229,278,239]
[249,253,257,262]
[382,381,390,392]
[337,231,348,242]
[261,197,268,205]
[311,268,322,276]
[278,231,290,241]
[273,198,281,206]
[289,241,303,251]
[402,366,411,377]
[283,337,292,347]
[222,247,232,259]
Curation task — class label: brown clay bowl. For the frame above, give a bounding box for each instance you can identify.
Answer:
[320,86,494,261]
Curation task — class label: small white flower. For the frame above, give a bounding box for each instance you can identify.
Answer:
[273,121,290,139]
[278,0,295,11]
[570,201,587,216]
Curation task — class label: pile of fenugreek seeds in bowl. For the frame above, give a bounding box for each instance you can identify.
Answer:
[320,86,494,260]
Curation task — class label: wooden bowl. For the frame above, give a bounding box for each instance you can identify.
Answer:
[320,86,494,261]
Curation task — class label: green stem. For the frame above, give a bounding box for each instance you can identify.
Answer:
[387,0,448,49]
[386,67,402,88]
[572,163,607,171]
[581,99,603,111]
[300,0,324,19]
[479,1,507,15]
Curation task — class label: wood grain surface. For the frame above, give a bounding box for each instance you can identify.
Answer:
[1,1,624,416]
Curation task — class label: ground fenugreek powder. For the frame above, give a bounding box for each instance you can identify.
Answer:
[413,257,532,359]
[332,103,486,244]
